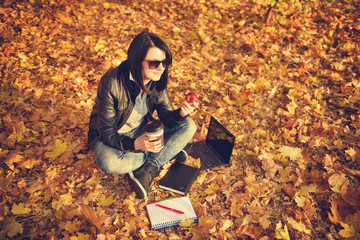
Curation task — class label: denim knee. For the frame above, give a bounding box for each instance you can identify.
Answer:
[183,117,197,135]
[96,156,124,174]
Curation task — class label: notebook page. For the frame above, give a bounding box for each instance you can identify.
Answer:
[146,196,198,230]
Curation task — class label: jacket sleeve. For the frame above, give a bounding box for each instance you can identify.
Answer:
[96,72,135,151]
[156,88,187,127]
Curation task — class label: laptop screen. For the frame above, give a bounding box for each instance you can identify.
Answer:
[206,117,235,163]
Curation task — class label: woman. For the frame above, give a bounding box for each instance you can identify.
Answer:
[87,32,197,199]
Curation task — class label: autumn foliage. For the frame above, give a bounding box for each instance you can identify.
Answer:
[1,0,360,239]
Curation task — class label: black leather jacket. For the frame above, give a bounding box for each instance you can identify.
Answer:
[87,60,186,151]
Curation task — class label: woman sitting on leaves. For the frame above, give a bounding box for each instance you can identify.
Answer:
[87,32,197,199]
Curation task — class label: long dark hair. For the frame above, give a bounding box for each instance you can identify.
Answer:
[127,32,172,94]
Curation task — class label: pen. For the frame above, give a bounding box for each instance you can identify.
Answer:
[155,204,185,214]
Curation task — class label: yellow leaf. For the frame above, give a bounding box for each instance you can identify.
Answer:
[11,203,31,215]
[275,221,290,240]
[94,40,106,52]
[52,75,63,84]
[60,193,73,206]
[220,219,233,231]
[85,175,100,189]
[297,184,318,197]
[45,139,67,159]
[294,195,306,208]
[179,217,196,228]
[3,217,23,238]
[286,217,311,234]
[97,195,116,207]
[7,122,26,142]
[252,128,267,137]
[52,193,74,210]
[70,233,90,240]
[345,147,357,158]
[278,146,302,161]
[65,220,81,232]
[127,200,137,216]
[223,95,236,105]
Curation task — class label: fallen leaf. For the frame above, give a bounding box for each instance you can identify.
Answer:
[278,146,302,161]
[2,217,23,237]
[11,203,31,215]
[220,219,233,231]
[44,139,67,159]
[80,204,103,229]
[339,222,360,239]
[328,172,347,193]
[328,200,341,224]
[258,150,282,178]
[0,172,14,191]
[274,221,290,240]
[179,217,196,228]
[5,153,25,171]
[18,158,42,169]
[286,217,311,234]
[97,195,116,207]
[57,13,73,25]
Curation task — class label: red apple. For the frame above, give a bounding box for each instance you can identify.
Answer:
[185,93,198,104]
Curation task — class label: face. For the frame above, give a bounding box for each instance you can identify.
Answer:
[141,47,167,83]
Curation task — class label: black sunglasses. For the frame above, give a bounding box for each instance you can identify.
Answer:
[144,59,170,69]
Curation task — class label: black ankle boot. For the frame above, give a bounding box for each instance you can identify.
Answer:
[128,162,159,199]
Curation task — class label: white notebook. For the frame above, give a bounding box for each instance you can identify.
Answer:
[146,196,198,230]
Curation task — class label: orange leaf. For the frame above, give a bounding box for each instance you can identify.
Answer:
[5,153,25,171]
[0,172,14,191]
[328,201,340,224]
[18,158,42,169]
[80,204,103,229]
[57,13,73,25]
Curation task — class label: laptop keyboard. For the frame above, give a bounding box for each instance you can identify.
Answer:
[190,142,224,168]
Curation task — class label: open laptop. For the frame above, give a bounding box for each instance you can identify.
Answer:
[184,116,236,170]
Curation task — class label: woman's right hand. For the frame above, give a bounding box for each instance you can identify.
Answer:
[134,133,163,153]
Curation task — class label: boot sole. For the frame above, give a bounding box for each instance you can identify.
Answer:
[128,172,148,199]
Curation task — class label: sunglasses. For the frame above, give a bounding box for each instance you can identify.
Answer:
[144,59,170,69]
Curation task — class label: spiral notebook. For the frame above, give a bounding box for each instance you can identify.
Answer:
[146,196,198,230]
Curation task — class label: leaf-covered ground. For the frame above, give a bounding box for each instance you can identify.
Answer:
[1,0,360,239]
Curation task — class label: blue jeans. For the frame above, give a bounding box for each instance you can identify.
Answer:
[94,118,196,174]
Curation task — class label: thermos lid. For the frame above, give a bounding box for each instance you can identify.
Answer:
[145,119,164,133]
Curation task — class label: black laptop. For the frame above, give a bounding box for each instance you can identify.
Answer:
[185,116,236,170]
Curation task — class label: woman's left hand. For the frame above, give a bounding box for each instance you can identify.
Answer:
[180,101,198,117]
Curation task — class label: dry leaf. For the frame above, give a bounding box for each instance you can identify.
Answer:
[97,195,116,207]
[328,201,341,224]
[80,204,103,229]
[2,217,23,238]
[5,153,25,171]
[278,146,302,161]
[44,139,67,159]
[286,217,311,234]
[274,222,290,240]
[11,203,31,215]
